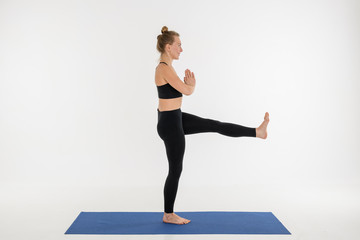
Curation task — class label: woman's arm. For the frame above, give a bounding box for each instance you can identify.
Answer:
[160,66,195,95]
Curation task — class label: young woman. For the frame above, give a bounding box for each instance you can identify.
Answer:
[155,26,270,225]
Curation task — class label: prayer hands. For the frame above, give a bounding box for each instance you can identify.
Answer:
[184,69,196,86]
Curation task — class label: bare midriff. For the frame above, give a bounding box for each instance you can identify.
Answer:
[158,97,182,112]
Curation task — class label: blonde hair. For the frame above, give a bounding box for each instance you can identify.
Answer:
[156,26,180,58]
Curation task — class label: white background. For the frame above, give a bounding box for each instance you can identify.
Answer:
[1,0,359,240]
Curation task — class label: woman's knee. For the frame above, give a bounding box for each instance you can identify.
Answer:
[168,165,183,178]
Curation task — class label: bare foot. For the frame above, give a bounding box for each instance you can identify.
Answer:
[256,112,269,139]
[163,212,191,225]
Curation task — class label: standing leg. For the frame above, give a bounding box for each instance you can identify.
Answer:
[162,134,185,214]
[157,108,191,224]
[182,111,256,137]
[162,136,191,224]
[157,110,185,214]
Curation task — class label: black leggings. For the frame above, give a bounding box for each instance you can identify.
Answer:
[157,108,256,213]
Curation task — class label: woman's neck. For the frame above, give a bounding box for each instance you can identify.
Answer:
[160,55,173,66]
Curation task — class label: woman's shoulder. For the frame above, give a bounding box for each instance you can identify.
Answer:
[156,62,169,70]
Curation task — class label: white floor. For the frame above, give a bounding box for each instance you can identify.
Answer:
[1,183,359,240]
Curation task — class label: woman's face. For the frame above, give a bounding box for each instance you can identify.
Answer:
[167,36,183,59]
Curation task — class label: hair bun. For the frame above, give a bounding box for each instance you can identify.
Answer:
[161,26,168,34]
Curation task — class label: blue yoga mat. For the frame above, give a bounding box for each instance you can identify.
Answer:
[65,211,291,235]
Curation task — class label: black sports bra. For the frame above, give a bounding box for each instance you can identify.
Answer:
[156,62,183,99]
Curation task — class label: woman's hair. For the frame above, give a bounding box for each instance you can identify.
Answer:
[156,26,180,55]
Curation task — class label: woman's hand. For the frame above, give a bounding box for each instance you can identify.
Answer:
[184,69,196,86]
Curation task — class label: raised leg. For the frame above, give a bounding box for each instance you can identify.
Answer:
[182,111,256,137]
